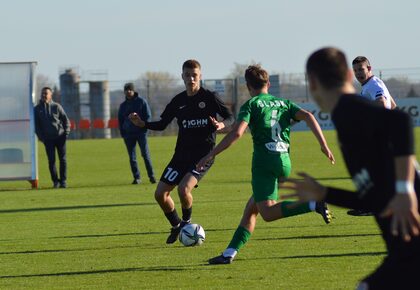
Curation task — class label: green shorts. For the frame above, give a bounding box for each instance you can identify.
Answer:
[251,152,291,202]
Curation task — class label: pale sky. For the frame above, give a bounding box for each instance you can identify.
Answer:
[2,0,419,88]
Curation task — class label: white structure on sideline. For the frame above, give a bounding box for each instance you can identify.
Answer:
[0,62,38,188]
[293,98,420,131]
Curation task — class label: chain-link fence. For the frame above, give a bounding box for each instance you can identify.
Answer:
[57,68,420,139]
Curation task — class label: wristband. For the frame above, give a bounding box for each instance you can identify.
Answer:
[395,181,414,194]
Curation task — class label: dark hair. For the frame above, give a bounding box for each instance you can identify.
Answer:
[352,56,370,66]
[124,82,135,91]
[245,65,269,90]
[42,87,52,92]
[306,47,349,89]
[182,59,201,71]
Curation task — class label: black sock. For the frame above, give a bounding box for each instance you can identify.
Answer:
[182,207,192,222]
[164,209,182,227]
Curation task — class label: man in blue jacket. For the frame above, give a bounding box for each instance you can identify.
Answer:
[34,87,70,188]
[118,83,156,184]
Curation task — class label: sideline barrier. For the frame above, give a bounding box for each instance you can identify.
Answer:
[293,97,420,131]
[69,119,76,130]
[107,118,119,129]
[92,119,105,129]
[71,118,119,130]
[78,119,91,130]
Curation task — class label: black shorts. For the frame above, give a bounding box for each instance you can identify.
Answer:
[159,150,214,186]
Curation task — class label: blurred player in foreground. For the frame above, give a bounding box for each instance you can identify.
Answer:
[282,47,420,290]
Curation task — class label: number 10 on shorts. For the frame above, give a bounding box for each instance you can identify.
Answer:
[164,167,179,182]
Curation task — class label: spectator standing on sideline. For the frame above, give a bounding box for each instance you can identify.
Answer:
[34,87,70,188]
[118,82,156,184]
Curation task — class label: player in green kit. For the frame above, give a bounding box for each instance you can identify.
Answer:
[197,65,336,264]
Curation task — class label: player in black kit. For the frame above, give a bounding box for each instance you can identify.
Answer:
[130,60,233,244]
[282,47,420,290]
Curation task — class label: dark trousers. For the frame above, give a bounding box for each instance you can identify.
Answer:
[44,135,67,184]
[123,134,154,180]
[363,213,420,289]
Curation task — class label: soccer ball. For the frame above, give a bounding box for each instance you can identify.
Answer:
[179,223,205,246]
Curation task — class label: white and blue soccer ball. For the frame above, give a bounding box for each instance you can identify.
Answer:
[179,223,205,246]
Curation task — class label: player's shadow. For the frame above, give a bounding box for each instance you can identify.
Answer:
[50,230,166,239]
[232,251,387,263]
[279,251,386,259]
[0,265,207,279]
[252,232,381,242]
[0,243,168,256]
[289,176,351,181]
[205,223,369,234]
[1,229,195,243]
[0,202,155,214]
[0,181,159,192]
[0,245,137,256]
[315,176,351,181]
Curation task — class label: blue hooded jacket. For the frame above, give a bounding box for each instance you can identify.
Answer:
[118,92,151,138]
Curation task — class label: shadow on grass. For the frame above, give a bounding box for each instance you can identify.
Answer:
[310,176,351,181]
[0,181,159,192]
[0,264,209,279]
[51,230,166,239]
[0,202,155,214]
[0,243,169,256]
[205,222,373,234]
[253,232,380,241]
[0,198,255,214]
[222,251,386,264]
[280,251,386,259]
[0,176,350,192]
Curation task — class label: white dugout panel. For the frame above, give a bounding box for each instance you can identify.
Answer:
[0,62,37,186]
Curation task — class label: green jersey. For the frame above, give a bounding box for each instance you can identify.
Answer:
[237,93,301,155]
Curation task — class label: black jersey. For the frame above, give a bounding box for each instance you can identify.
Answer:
[325,94,418,214]
[145,87,233,155]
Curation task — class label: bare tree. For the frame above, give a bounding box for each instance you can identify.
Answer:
[384,77,412,99]
[135,71,181,114]
[133,71,183,135]
[226,61,260,107]
[406,86,420,98]
[227,61,259,79]
[136,72,179,100]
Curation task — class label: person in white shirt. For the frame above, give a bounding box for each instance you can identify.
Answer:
[352,56,397,110]
[349,56,398,216]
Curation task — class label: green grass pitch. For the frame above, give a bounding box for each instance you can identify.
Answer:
[0,128,419,289]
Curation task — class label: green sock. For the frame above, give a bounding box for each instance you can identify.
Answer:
[280,200,311,218]
[227,226,251,251]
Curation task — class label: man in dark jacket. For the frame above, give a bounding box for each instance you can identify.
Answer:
[118,83,155,184]
[34,87,70,188]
